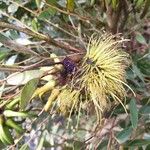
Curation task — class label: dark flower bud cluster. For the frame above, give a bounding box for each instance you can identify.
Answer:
[62,57,76,74]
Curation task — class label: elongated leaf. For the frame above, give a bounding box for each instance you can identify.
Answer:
[0,32,10,42]
[7,70,44,85]
[132,63,145,83]
[38,8,56,20]
[135,33,147,45]
[124,139,150,147]
[140,0,150,18]
[20,78,39,110]
[146,144,150,150]
[97,140,108,149]
[20,144,30,150]
[139,106,150,115]
[135,0,144,9]
[32,19,38,31]
[112,0,118,10]
[35,0,42,8]
[36,136,44,150]
[129,98,138,128]
[0,50,9,61]
[73,141,84,150]
[45,0,57,5]
[66,0,75,12]
[90,0,95,6]
[137,55,150,76]
[116,127,132,144]
[8,3,18,13]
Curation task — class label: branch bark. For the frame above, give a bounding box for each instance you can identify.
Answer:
[119,0,129,32]
[0,33,39,56]
[140,0,150,19]
[0,21,83,53]
[105,0,122,34]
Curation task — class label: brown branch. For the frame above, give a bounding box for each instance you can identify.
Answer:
[0,52,84,73]
[7,1,77,38]
[44,1,91,22]
[0,21,47,41]
[0,38,40,56]
[140,0,150,19]
[0,60,56,73]
[119,0,129,32]
[0,21,82,53]
[0,65,23,72]
[105,1,122,34]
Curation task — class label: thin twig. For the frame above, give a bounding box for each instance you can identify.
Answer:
[8,0,78,39]
[0,65,23,72]
[0,33,39,56]
[43,0,91,22]
[0,21,82,53]
[119,0,129,32]
[140,0,150,19]
[105,0,122,33]
[0,21,47,41]
[7,109,45,150]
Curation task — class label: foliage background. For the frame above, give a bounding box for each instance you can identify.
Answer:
[0,0,150,149]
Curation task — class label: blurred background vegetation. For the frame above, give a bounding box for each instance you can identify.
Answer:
[0,0,150,149]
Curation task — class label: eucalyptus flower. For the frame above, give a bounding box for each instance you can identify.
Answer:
[57,86,80,116]
[54,33,134,123]
[71,33,134,121]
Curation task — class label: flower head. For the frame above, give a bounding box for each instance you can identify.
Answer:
[72,33,132,120]
[57,86,80,116]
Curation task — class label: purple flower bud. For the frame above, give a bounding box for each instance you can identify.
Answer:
[62,58,76,74]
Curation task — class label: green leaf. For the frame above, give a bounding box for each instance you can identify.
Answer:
[20,144,30,150]
[135,0,144,9]
[20,78,39,110]
[146,144,150,150]
[129,98,138,129]
[135,33,147,45]
[132,63,145,83]
[0,50,9,61]
[73,141,84,150]
[38,8,56,20]
[8,3,19,13]
[124,139,150,147]
[97,140,108,149]
[116,127,132,144]
[0,1,7,10]
[36,136,44,150]
[35,0,42,8]
[112,0,119,10]
[9,30,19,40]
[66,0,75,12]
[90,0,95,6]
[7,70,44,85]
[140,0,150,18]
[139,106,150,115]
[137,55,150,76]
[45,0,57,5]
[32,18,39,31]
[0,33,10,42]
